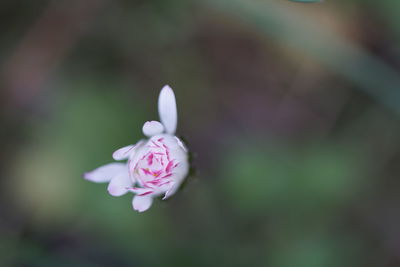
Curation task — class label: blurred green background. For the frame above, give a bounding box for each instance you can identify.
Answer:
[1,0,400,266]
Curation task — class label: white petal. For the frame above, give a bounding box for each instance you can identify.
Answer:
[158,85,177,135]
[112,145,135,161]
[132,195,153,212]
[128,143,147,178]
[174,136,188,152]
[142,121,164,137]
[163,182,180,200]
[83,163,126,183]
[107,171,132,196]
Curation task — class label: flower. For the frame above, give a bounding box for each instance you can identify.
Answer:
[84,85,189,212]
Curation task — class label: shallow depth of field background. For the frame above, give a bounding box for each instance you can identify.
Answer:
[2,0,400,266]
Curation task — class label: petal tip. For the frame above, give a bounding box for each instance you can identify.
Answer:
[83,172,96,181]
[107,188,125,197]
[133,205,149,213]
[161,84,173,92]
[132,196,153,212]
[142,120,164,136]
[107,185,118,196]
[111,154,119,161]
[112,144,137,161]
[83,163,126,183]
[136,208,147,213]
[159,85,175,100]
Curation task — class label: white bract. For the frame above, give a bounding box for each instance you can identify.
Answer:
[84,85,189,212]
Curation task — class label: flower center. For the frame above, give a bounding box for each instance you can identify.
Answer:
[133,137,179,190]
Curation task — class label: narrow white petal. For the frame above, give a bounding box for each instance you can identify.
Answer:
[163,182,179,200]
[83,163,125,183]
[142,121,164,137]
[112,145,135,161]
[132,195,153,212]
[174,136,188,152]
[107,171,132,196]
[158,85,177,135]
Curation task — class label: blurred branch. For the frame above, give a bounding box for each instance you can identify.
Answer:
[2,0,106,109]
[205,0,400,115]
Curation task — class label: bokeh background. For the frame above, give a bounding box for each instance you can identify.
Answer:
[2,0,400,266]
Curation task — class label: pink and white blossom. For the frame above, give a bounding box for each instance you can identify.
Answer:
[84,85,189,212]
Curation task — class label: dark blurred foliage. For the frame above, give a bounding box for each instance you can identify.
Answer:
[1,0,400,266]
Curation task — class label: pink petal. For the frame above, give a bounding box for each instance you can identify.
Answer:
[165,160,175,173]
[128,187,153,195]
[142,121,165,137]
[158,85,177,135]
[132,195,153,212]
[107,171,132,197]
[83,163,125,183]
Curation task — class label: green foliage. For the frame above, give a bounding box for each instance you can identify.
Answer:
[223,141,364,215]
